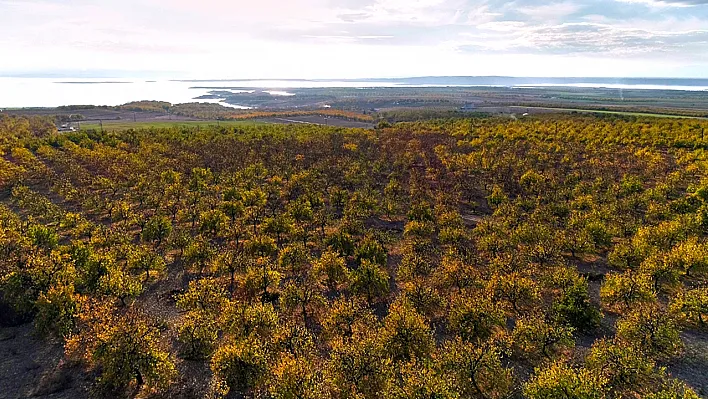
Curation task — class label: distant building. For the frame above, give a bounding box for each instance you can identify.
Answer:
[57,123,76,132]
[460,103,476,111]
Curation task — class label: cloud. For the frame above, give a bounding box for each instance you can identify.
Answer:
[516,2,584,20]
[0,0,707,77]
[617,0,708,6]
[458,22,708,58]
[611,0,708,11]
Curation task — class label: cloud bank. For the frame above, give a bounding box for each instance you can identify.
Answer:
[0,0,706,78]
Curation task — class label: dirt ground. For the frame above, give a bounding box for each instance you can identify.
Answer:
[668,329,708,397]
[0,324,91,399]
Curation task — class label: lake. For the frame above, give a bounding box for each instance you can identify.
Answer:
[1,77,707,108]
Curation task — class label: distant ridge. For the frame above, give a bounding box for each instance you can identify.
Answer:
[357,76,708,87]
[171,76,708,87]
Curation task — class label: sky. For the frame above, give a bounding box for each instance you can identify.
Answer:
[1,0,708,79]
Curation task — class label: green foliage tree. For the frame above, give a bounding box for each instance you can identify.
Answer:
[67,303,176,392]
[442,337,514,399]
[669,287,708,327]
[321,297,377,340]
[313,250,349,292]
[142,214,172,247]
[514,315,575,360]
[350,260,390,305]
[380,297,434,363]
[3,113,708,399]
[600,271,656,312]
[98,265,142,306]
[329,334,392,399]
[489,272,539,315]
[355,236,388,266]
[524,360,607,399]
[35,282,78,338]
[200,209,228,239]
[211,336,270,396]
[268,354,329,399]
[585,339,655,395]
[177,311,219,360]
[615,304,683,360]
[448,294,505,343]
[552,275,601,332]
[384,358,458,399]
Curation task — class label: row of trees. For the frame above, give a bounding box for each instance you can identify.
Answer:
[0,113,706,398]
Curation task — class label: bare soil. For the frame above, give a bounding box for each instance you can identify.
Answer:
[0,324,91,399]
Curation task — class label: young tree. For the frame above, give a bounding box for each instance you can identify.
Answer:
[218,244,247,295]
[355,236,387,266]
[246,234,277,259]
[644,380,701,399]
[489,272,539,315]
[639,255,682,294]
[67,303,176,393]
[221,197,244,227]
[98,265,142,306]
[128,246,166,282]
[34,282,78,338]
[442,337,514,399]
[199,209,228,240]
[184,238,215,276]
[585,339,655,395]
[177,311,219,360]
[225,301,280,340]
[328,334,392,399]
[325,229,356,257]
[384,358,458,399]
[663,237,708,278]
[313,250,349,292]
[600,271,656,313]
[514,315,575,360]
[141,214,172,248]
[211,336,270,397]
[268,354,329,399]
[242,188,268,234]
[448,294,506,343]
[350,260,390,305]
[380,297,435,363]
[264,214,294,248]
[282,274,326,329]
[615,304,683,360]
[278,243,311,277]
[524,360,607,399]
[321,297,377,341]
[552,276,601,332]
[176,277,228,316]
[243,259,282,304]
[435,253,480,293]
[669,288,708,327]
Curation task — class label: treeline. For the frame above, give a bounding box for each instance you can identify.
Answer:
[117,101,375,122]
[119,101,171,113]
[505,102,708,118]
[170,104,375,122]
[0,113,707,398]
[376,108,490,123]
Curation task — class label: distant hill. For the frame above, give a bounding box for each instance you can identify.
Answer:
[353,76,708,87]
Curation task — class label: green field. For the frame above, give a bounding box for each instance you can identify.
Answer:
[511,106,707,119]
[78,119,264,131]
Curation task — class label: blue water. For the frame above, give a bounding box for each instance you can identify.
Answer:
[1,77,706,108]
